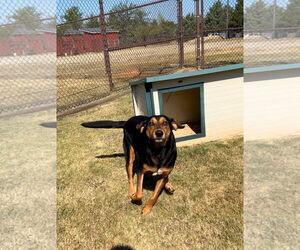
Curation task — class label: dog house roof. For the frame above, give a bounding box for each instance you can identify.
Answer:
[129,64,243,86]
[244,63,300,73]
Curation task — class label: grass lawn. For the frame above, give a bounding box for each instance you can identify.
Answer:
[0,109,56,249]
[244,137,300,249]
[57,94,243,249]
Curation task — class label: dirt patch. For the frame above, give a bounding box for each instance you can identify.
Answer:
[113,68,141,78]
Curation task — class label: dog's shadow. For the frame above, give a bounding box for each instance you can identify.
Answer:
[110,245,134,250]
[142,175,159,191]
[95,153,124,159]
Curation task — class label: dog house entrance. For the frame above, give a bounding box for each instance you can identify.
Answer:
[158,83,205,140]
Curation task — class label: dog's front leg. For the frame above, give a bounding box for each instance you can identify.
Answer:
[141,177,168,215]
[131,170,144,204]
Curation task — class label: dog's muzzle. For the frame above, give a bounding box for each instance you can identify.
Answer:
[154,129,164,142]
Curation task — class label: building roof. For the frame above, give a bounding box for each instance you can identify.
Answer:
[11,27,56,35]
[63,27,119,35]
[129,64,244,86]
[36,28,56,34]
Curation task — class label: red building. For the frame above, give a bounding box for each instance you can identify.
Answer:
[57,28,119,56]
[0,28,56,56]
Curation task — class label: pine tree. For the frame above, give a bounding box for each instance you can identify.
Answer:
[8,6,42,30]
[107,3,146,44]
[85,15,99,28]
[183,13,196,37]
[285,0,300,26]
[205,0,227,29]
[61,6,83,30]
[229,0,243,28]
[269,5,289,28]
[244,0,272,29]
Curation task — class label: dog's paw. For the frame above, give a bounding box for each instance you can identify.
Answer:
[130,194,143,205]
[141,205,153,215]
[165,183,175,195]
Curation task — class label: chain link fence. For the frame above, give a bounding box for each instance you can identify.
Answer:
[1,0,245,116]
[200,0,243,68]
[56,0,243,115]
[0,0,56,116]
[245,0,300,67]
[3,0,299,116]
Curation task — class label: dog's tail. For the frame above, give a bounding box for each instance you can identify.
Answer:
[81,120,126,128]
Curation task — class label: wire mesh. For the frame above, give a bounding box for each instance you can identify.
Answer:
[0,0,56,116]
[1,0,244,116]
[106,0,180,89]
[201,0,243,68]
[244,0,300,67]
[56,0,181,114]
[55,0,244,115]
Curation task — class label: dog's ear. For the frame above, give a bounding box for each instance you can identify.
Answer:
[136,120,147,133]
[170,118,185,131]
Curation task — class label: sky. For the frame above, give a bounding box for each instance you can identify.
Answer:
[0,0,55,24]
[56,0,238,24]
[0,0,289,26]
[56,0,196,24]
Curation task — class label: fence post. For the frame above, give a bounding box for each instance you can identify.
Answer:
[195,0,201,69]
[200,0,204,69]
[272,0,277,38]
[177,0,184,68]
[98,0,114,91]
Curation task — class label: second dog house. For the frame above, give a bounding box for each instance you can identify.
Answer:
[129,64,243,146]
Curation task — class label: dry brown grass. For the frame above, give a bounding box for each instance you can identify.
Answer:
[0,109,56,249]
[244,137,300,249]
[56,38,243,111]
[0,53,55,113]
[57,94,243,249]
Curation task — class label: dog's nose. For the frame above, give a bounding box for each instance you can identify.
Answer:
[155,130,164,137]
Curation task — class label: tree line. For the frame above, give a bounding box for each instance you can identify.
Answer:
[0,6,54,40]
[59,1,243,44]
[245,0,300,29]
[1,0,299,42]
[58,4,178,44]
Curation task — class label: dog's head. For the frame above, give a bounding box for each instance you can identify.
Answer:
[136,115,184,145]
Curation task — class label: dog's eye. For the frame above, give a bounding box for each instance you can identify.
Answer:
[148,121,154,126]
[162,121,169,126]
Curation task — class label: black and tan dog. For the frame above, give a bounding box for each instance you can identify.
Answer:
[82,115,184,214]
